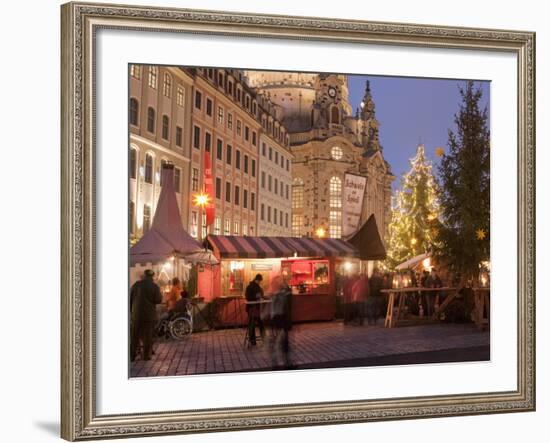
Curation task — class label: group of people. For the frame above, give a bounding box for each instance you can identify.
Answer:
[130,271,190,361]
[343,268,386,326]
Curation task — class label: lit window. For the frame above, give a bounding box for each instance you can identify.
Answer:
[148,66,157,88]
[214,216,221,235]
[192,168,199,191]
[234,221,239,235]
[242,223,248,236]
[292,214,303,237]
[163,73,172,97]
[292,178,304,209]
[224,219,230,235]
[329,176,342,208]
[176,86,184,106]
[130,65,140,79]
[143,205,151,232]
[329,210,342,238]
[217,106,224,124]
[331,146,343,160]
[191,212,198,238]
[228,113,233,129]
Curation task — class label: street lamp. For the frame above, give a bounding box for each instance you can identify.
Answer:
[315,226,327,238]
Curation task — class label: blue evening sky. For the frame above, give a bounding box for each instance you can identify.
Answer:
[347,75,490,192]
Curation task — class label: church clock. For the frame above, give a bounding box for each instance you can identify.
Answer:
[327,86,337,98]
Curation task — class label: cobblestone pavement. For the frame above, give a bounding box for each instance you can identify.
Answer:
[130,321,490,377]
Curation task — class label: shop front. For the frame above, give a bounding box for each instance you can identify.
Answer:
[198,235,359,325]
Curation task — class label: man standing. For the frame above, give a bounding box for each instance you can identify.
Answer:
[130,269,162,361]
[352,270,369,326]
[367,268,384,324]
[245,274,265,346]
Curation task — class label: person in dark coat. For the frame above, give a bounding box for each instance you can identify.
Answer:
[367,268,384,324]
[269,276,293,368]
[343,274,358,325]
[244,274,265,346]
[424,268,443,316]
[352,271,369,325]
[130,269,162,361]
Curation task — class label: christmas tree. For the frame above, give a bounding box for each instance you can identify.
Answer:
[435,81,490,280]
[385,144,440,269]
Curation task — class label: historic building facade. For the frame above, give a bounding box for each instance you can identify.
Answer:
[246,71,394,241]
[129,65,193,242]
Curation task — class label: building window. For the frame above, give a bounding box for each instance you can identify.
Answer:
[242,223,248,236]
[285,212,289,228]
[147,107,155,133]
[267,206,272,223]
[130,65,140,79]
[129,201,135,235]
[251,159,256,177]
[280,181,284,197]
[286,184,289,200]
[243,189,248,209]
[251,193,255,211]
[148,66,157,89]
[205,132,212,152]
[159,159,168,185]
[225,182,231,202]
[144,154,153,184]
[286,159,290,171]
[235,186,240,205]
[252,131,257,146]
[215,177,221,199]
[193,126,200,149]
[217,106,224,124]
[233,221,239,235]
[162,115,169,140]
[192,168,199,191]
[195,90,202,109]
[224,219,230,235]
[143,205,151,232]
[292,178,304,209]
[163,73,172,97]
[176,126,183,147]
[191,212,198,238]
[235,150,241,169]
[237,120,242,136]
[275,151,279,164]
[244,155,249,174]
[176,86,184,106]
[331,106,340,124]
[268,175,272,192]
[292,214,303,237]
[216,139,223,160]
[280,155,285,168]
[274,178,278,195]
[206,98,213,116]
[130,149,137,179]
[329,210,342,238]
[331,146,343,160]
[262,143,266,156]
[228,113,233,129]
[174,168,181,193]
[261,171,265,188]
[329,176,342,208]
[226,145,232,165]
[228,81,233,95]
[129,98,139,126]
[261,204,265,221]
[201,213,207,239]
[214,216,221,235]
[269,147,273,161]
[274,208,278,225]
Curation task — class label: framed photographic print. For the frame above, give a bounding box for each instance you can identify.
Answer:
[61,1,535,440]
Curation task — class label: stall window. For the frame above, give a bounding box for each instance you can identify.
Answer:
[229,261,245,292]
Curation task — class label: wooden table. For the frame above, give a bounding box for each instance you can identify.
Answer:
[380,287,458,328]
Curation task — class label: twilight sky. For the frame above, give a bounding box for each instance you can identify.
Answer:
[347,75,490,192]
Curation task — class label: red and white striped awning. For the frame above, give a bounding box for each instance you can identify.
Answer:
[206,235,358,259]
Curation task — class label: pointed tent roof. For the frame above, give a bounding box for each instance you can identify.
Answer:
[130,164,202,265]
[344,214,386,260]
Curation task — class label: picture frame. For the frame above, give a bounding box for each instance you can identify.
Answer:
[60,1,535,440]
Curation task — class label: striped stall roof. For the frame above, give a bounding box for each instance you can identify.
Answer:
[206,235,358,259]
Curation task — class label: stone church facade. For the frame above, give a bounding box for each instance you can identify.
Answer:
[245,71,394,241]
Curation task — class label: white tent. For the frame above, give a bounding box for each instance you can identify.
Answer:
[395,252,431,271]
[130,164,203,266]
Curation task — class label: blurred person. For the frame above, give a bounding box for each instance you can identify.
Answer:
[425,268,443,316]
[269,276,293,369]
[130,269,162,361]
[343,272,358,325]
[245,274,265,346]
[367,268,384,324]
[352,270,368,325]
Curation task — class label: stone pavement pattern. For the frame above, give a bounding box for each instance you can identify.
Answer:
[130,322,489,377]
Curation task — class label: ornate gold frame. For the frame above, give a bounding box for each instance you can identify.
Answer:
[61,2,536,440]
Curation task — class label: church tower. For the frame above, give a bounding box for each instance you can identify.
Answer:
[359,81,381,151]
[311,74,353,131]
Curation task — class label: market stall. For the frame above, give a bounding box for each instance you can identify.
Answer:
[199,235,359,324]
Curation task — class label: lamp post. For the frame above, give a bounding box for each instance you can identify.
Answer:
[315,226,327,238]
[193,191,211,248]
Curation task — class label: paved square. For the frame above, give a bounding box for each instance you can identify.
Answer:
[130,321,489,377]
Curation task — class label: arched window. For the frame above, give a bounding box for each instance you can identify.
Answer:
[163,73,172,97]
[129,148,137,179]
[144,154,153,184]
[148,66,157,89]
[129,98,139,126]
[331,106,340,124]
[292,178,304,209]
[162,115,169,140]
[147,107,155,133]
[331,146,343,161]
[329,176,342,238]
